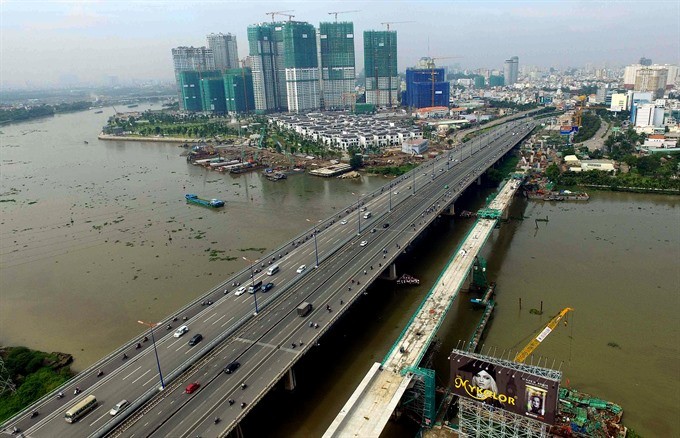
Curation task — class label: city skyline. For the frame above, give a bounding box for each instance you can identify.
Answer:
[2,0,679,89]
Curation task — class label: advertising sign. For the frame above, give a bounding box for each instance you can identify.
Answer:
[450,352,560,425]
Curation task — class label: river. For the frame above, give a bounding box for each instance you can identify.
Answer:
[0,107,677,436]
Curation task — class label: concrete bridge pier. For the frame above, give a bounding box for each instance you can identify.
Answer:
[284,368,297,391]
[477,176,482,185]
[379,263,398,281]
[441,202,455,216]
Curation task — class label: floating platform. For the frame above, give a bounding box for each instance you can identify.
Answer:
[309,163,352,177]
[396,274,420,286]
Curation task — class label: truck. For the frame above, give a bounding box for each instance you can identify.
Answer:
[185,194,225,208]
[363,211,372,219]
[297,302,312,317]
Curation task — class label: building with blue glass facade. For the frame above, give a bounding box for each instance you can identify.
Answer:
[404,67,449,109]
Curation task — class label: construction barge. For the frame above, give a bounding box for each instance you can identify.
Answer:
[185,194,225,208]
[526,190,590,202]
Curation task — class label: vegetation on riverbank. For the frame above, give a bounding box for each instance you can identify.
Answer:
[0,347,73,422]
[365,163,417,176]
[0,101,91,125]
[572,112,601,143]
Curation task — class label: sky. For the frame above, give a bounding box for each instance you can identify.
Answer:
[1,0,679,89]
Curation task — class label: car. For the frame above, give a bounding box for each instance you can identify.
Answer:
[224,362,240,374]
[296,265,306,274]
[173,325,189,338]
[382,223,390,228]
[371,228,377,233]
[393,191,399,195]
[109,400,129,416]
[340,219,348,225]
[263,282,274,292]
[360,207,367,212]
[188,333,203,346]
[360,240,368,247]
[234,286,247,296]
[185,382,200,394]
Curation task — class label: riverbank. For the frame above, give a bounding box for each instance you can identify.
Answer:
[97,133,202,143]
[0,347,73,422]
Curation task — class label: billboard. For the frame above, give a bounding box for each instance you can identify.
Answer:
[560,125,579,135]
[450,352,560,425]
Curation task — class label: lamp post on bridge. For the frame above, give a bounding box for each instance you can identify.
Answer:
[351,192,363,235]
[242,256,259,315]
[306,218,321,268]
[137,320,165,390]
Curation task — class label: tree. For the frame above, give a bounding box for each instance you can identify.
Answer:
[349,153,363,169]
[545,163,560,182]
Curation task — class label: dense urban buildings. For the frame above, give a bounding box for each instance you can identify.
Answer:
[207,33,239,70]
[319,21,356,110]
[364,30,398,107]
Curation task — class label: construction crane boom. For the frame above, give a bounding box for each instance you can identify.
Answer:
[380,21,415,31]
[328,10,359,22]
[514,307,573,363]
[426,56,463,107]
[265,10,295,22]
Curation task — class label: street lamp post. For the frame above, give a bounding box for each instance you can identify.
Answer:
[389,183,392,212]
[242,257,259,314]
[352,192,363,235]
[412,166,416,194]
[137,320,165,390]
[306,219,320,268]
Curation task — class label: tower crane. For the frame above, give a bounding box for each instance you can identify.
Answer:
[514,307,573,363]
[265,10,294,22]
[328,10,360,22]
[425,56,462,107]
[278,13,295,22]
[380,21,415,31]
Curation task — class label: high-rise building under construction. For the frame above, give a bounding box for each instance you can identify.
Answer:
[172,46,215,110]
[319,22,356,110]
[283,21,321,112]
[364,30,398,107]
[248,23,287,113]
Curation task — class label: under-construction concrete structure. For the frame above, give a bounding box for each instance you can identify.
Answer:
[364,30,398,107]
[247,23,287,113]
[319,21,356,110]
[283,21,321,112]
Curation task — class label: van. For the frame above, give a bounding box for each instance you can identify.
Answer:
[267,265,279,276]
[248,280,263,293]
[363,211,371,219]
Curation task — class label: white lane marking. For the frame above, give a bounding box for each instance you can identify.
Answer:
[203,313,217,323]
[131,369,151,384]
[166,338,180,349]
[176,344,185,352]
[221,316,235,327]
[143,374,159,387]
[88,409,107,427]
[122,366,142,380]
[212,314,227,325]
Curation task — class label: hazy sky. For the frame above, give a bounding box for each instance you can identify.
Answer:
[2,0,679,88]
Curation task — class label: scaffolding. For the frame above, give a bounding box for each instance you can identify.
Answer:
[402,366,437,427]
[458,397,551,438]
[471,256,487,289]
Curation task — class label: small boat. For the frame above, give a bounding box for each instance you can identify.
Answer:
[83,141,89,144]
[94,110,103,114]
[127,104,139,108]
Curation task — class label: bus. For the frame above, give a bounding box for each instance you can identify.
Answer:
[65,395,98,423]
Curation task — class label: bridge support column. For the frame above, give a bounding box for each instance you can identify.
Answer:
[477,176,482,185]
[284,368,297,391]
[441,202,455,216]
[502,207,509,220]
[379,263,398,281]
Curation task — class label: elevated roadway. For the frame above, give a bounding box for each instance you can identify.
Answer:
[2,119,534,438]
[324,178,523,437]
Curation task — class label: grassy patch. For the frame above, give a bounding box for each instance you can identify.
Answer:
[239,247,266,253]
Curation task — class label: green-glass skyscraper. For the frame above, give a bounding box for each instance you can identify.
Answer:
[283,21,320,112]
[364,30,398,107]
[319,22,355,110]
[179,70,222,113]
[223,68,255,114]
[247,23,286,113]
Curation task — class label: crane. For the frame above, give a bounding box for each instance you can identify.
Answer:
[380,21,415,31]
[239,58,250,115]
[328,10,359,22]
[278,13,295,22]
[265,10,294,22]
[514,307,573,363]
[425,56,463,107]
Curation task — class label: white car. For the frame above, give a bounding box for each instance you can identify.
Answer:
[393,191,399,195]
[340,220,348,225]
[296,265,306,274]
[109,400,129,416]
[234,286,247,296]
[173,325,189,338]
[360,240,368,247]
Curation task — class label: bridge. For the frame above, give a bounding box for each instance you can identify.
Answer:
[323,176,523,437]
[2,119,535,438]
